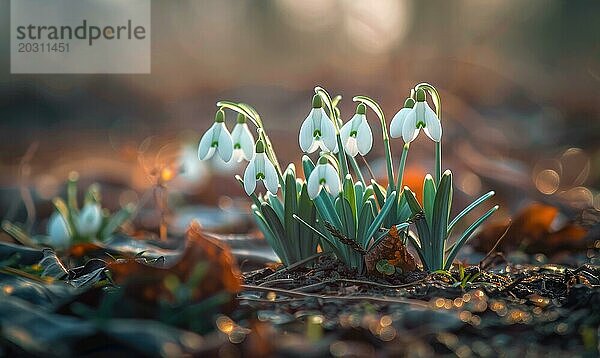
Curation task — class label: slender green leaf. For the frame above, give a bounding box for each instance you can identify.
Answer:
[343,175,357,222]
[403,186,423,214]
[423,174,436,227]
[444,205,499,270]
[302,155,315,179]
[100,205,133,240]
[297,184,317,257]
[284,170,299,252]
[363,191,396,248]
[371,179,386,209]
[357,201,375,246]
[448,191,495,233]
[266,193,284,223]
[406,232,429,271]
[252,209,286,264]
[431,171,452,269]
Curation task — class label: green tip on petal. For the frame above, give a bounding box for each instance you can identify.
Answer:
[215,109,225,123]
[312,94,322,108]
[403,98,415,108]
[443,169,452,177]
[318,156,328,165]
[236,113,246,124]
[255,140,265,153]
[416,89,426,102]
[356,103,366,115]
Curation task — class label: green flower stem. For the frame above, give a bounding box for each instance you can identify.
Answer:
[395,143,410,194]
[348,155,365,184]
[414,83,442,187]
[314,87,350,179]
[352,96,394,189]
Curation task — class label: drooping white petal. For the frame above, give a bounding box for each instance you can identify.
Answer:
[198,125,216,160]
[238,124,255,161]
[307,169,321,199]
[76,203,102,237]
[423,104,442,142]
[340,120,352,146]
[216,123,233,162]
[318,108,337,152]
[307,140,320,153]
[243,159,257,195]
[323,164,341,197]
[356,118,373,156]
[263,157,279,195]
[401,110,420,143]
[299,112,314,152]
[344,137,359,157]
[47,212,71,249]
[390,108,411,138]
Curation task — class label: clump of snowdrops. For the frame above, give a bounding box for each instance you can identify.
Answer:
[197,83,498,272]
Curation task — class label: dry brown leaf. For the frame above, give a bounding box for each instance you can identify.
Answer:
[473,203,588,254]
[365,225,417,275]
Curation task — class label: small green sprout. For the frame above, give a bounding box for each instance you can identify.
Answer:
[3,173,134,251]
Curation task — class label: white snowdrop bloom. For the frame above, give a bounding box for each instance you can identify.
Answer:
[401,89,442,143]
[198,109,233,162]
[299,95,337,153]
[76,202,102,237]
[307,157,341,199]
[340,103,373,157]
[243,141,279,195]
[389,97,415,139]
[231,113,255,162]
[47,211,72,250]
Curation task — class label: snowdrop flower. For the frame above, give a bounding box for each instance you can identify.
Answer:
[299,95,336,153]
[307,156,341,199]
[400,89,442,143]
[231,113,255,162]
[389,97,415,139]
[198,109,233,162]
[76,202,102,237]
[243,140,278,195]
[47,211,72,249]
[340,103,373,157]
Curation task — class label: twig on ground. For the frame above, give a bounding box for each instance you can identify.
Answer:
[240,284,429,307]
[262,252,329,281]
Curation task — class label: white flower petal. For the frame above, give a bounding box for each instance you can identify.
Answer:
[344,137,359,157]
[239,124,255,161]
[319,109,337,152]
[299,113,314,152]
[243,160,256,195]
[390,108,410,138]
[76,203,102,237]
[323,164,340,197]
[307,170,321,199]
[402,110,419,143]
[197,125,216,160]
[216,123,233,162]
[423,104,442,142]
[340,120,352,145]
[356,119,373,155]
[307,140,320,153]
[263,158,279,195]
[47,212,71,249]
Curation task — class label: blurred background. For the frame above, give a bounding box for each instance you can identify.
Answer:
[0,0,599,237]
